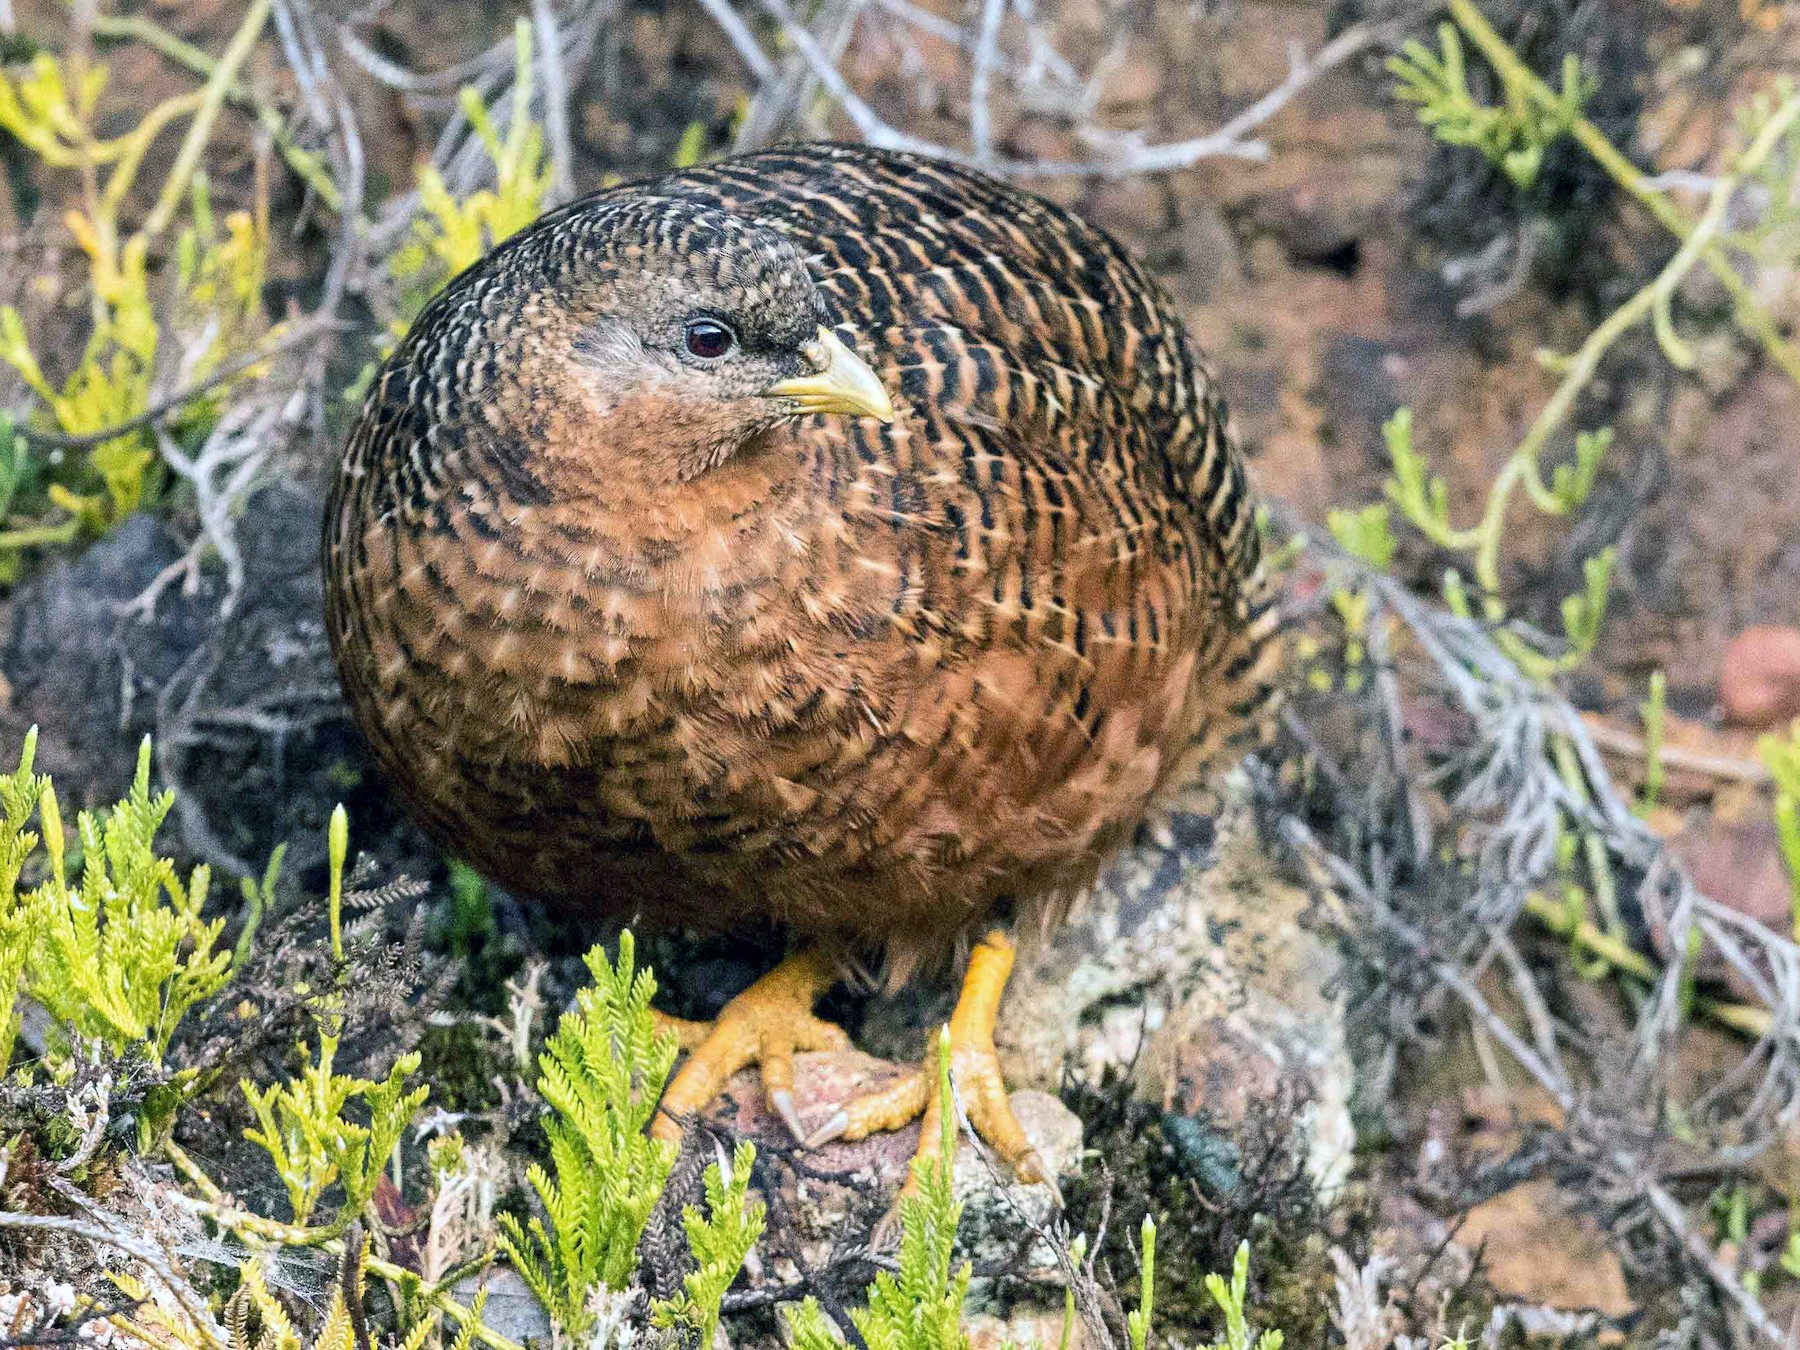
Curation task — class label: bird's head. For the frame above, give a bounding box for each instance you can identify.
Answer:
[412,193,894,493]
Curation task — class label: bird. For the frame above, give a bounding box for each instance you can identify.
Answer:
[325,142,1276,1202]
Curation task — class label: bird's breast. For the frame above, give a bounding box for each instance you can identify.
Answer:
[344,448,912,792]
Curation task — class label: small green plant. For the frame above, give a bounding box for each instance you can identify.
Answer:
[241,1037,428,1233]
[1710,1183,1761,1294]
[0,727,46,1068]
[113,1243,483,1350]
[442,859,498,961]
[11,736,232,1067]
[0,3,278,563]
[1325,503,1396,692]
[672,119,710,169]
[1427,0,1800,388]
[1128,1216,1157,1350]
[650,1140,766,1347]
[496,932,683,1342]
[139,807,489,1344]
[386,21,552,324]
[787,1029,976,1350]
[1730,78,1800,267]
[1390,21,1594,191]
[1362,16,1800,1033]
[234,841,287,971]
[1376,407,1618,683]
[1778,1206,1800,1288]
[1371,5,1800,683]
[1758,722,1800,943]
[1201,1242,1282,1350]
[228,801,425,1236]
[1638,670,1668,817]
[0,740,1242,1350]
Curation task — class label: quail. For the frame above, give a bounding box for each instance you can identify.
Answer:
[326,143,1276,1198]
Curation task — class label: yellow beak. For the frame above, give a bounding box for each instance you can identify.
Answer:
[761,327,896,423]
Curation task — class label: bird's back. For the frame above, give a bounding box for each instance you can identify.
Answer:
[328,145,1276,963]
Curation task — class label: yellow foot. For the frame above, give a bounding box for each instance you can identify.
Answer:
[651,948,852,1144]
[806,931,1053,1237]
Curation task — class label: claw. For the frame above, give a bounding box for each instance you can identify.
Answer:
[870,1205,905,1251]
[770,1088,808,1144]
[796,930,1053,1244]
[803,1109,850,1150]
[652,948,843,1145]
[653,932,1055,1247]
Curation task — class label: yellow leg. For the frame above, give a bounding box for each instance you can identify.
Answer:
[652,948,851,1144]
[810,932,1049,1200]
[652,1010,714,1051]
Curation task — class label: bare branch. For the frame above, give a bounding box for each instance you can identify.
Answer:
[734,0,1382,178]
[534,0,577,203]
[695,0,778,84]
[968,0,1005,164]
[0,1209,222,1343]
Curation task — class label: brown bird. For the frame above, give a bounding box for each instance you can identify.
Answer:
[326,143,1275,1196]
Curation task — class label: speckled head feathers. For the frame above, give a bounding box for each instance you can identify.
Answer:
[540,197,827,373]
[382,190,890,492]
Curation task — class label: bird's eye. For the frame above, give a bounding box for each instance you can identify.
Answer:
[683,319,737,360]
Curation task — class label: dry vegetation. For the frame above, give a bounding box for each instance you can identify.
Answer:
[3,0,1800,1346]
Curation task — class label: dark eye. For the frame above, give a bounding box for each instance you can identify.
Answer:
[684,318,736,360]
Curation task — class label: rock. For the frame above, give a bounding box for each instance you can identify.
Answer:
[955,1089,1084,1305]
[1456,1180,1636,1319]
[687,772,1346,1332]
[700,1050,1083,1279]
[451,1268,553,1344]
[1720,626,1800,731]
[966,1308,1078,1350]
[996,768,1355,1194]
[0,482,432,883]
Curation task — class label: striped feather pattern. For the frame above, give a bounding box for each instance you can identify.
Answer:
[326,144,1276,972]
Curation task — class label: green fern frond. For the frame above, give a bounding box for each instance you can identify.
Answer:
[496,931,680,1342]
[0,35,277,549]
[20,736,230,1066]
[241,1034,427,1232]
[786,1028,973,1350]
[0,727,46,1067]
[1389,22,1593,191]
[1201,1242,1283,1350]
[652,1140,765,1347]
[1759,723,1800,941]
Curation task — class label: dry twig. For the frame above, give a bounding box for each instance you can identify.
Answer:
[1264,523,1800,1339]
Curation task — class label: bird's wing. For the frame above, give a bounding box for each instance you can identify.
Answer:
[663,145,1269,868]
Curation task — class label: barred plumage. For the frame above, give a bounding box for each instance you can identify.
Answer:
[325,143,1275,977]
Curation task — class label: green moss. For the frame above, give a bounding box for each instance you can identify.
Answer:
[1060,1076,1349,1347]
[412,1020,504,1116]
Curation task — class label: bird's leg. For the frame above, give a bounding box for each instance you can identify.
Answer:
[651,947,852,1145]
[808,931,1048,1206]
[650,1010,714,1051]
